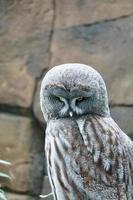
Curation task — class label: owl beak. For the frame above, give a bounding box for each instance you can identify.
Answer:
[69,111,73,117]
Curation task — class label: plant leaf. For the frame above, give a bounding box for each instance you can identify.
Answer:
[0,160,11,165]
[0,189,8,200]
[0,172,11,180]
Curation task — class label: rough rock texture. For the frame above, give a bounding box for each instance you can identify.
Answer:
[7,193,35,200]
[0,0,53,77]
[0,0,53,108]
[0,114,44,195]
[111,107,133,136]
[55,0,133,28]
[0,0,133,199]
[0,65,35,108]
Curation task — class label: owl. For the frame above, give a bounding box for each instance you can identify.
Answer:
[40,63,133,200]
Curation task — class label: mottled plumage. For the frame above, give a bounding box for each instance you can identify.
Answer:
[40,63,133,200]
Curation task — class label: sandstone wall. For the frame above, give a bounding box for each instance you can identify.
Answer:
[0,0,133,199]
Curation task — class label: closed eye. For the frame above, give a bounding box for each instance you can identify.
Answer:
[52,95,65,103]
[75,97,88,103]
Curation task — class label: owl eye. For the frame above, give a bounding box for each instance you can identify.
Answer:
[76,97,87,103]
[53,95,64,103]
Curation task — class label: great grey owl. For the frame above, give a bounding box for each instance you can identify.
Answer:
[40,63,133,200]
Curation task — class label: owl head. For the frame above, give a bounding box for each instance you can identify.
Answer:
[40,63,110,121]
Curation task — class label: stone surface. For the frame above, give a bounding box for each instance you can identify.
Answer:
[55,0,133,28]
[0,114,45,195]
[40,176,53,200]
[7,193,35,200]
[0,0,54,108]
[0,65,35,108]
[51,15,133,105]
[111,107,133,137]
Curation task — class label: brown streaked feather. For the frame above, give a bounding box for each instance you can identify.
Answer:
[46,116,133,199]
[78,115,133,194]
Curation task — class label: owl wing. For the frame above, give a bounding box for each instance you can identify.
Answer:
[77,115,133,194]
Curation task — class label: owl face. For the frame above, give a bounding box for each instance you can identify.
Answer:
[40,63,110,121]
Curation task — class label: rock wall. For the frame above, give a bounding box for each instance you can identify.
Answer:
[0,0,133,199]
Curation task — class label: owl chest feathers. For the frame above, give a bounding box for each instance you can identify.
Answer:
[45,115,133,199]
